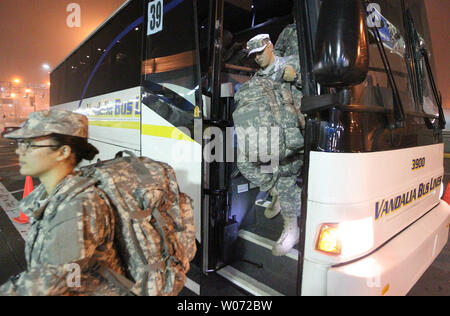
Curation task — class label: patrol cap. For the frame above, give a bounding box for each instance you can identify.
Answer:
[246,34,272,56]
[4,109,88,139]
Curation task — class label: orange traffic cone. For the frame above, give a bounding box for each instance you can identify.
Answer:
[442,183,450,205]
[13,176,34,224]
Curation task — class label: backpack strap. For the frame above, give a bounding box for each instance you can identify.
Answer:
[95,264,138,296]
[33,177,98,220]
[152,208,170,257]
[62,177,98,199]
[116,150,156,184]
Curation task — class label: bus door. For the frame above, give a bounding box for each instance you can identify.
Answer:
[140,0,203,274]
[199,0,315,296]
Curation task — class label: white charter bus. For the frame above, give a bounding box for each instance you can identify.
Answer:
[50,0,449,296]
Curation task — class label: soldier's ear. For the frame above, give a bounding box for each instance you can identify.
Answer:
[56,145,73,162]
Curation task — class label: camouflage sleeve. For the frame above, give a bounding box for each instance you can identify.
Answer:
[283,55,303,93]
[0,190,114,296]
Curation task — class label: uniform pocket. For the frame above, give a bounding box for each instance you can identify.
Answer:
[284,127,304,151]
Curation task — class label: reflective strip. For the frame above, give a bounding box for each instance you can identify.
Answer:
[89,121,194,142]
[142,124,194,142]
[89,121,140,130]
[382,284,390,296]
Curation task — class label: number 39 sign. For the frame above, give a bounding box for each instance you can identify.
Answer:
[147,0,163,35]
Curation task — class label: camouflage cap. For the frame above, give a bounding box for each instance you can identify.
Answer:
[4,109,88,139]
[247,34,272,56]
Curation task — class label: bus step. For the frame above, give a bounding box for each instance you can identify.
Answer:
[229,229,298,296]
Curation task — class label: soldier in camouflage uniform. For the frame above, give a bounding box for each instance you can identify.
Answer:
[274,23,299,57]
[274,3,300,58]
[0,110,126,296]
[233,34,304,256]
[273,8,304,128]
[252,34,305,129]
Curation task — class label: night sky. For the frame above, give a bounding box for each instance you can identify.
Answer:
[0,0,448,107]
[0,0,126,84]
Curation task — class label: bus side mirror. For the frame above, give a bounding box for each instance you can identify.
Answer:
[313,0,369,88]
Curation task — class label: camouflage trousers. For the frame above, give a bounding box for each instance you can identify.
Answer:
[271,158,302,217]
[274,176,302,217]
[238,156,303,217]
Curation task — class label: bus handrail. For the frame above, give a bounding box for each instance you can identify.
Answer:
[224,63,257,74]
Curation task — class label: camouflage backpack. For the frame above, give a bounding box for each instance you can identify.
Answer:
[80,151,196,296]
[233,77,304,162]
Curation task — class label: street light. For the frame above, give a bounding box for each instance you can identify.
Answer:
[42,64,51,75]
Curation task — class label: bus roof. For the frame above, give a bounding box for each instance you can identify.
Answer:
[51,0,287,74]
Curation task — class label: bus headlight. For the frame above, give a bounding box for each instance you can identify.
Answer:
[316,217,374,258]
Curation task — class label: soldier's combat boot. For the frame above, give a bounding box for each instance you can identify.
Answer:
[264,194,281,219]
[272,215,299,256]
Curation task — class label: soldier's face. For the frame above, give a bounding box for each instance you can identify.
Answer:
[254,45,274,69]
[15,137,61,177]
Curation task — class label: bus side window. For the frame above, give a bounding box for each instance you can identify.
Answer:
[50,1,143,106]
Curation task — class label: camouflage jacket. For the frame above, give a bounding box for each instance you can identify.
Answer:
[0,173,125,296]
[274,23,299,57]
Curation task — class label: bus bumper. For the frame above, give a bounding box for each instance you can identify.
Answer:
[326,201,450,296]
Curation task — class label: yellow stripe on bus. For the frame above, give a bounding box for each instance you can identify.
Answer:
[444,153,450,159]
[89,120,140,130]
[142,124,194,142]
[88,121,194,142]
